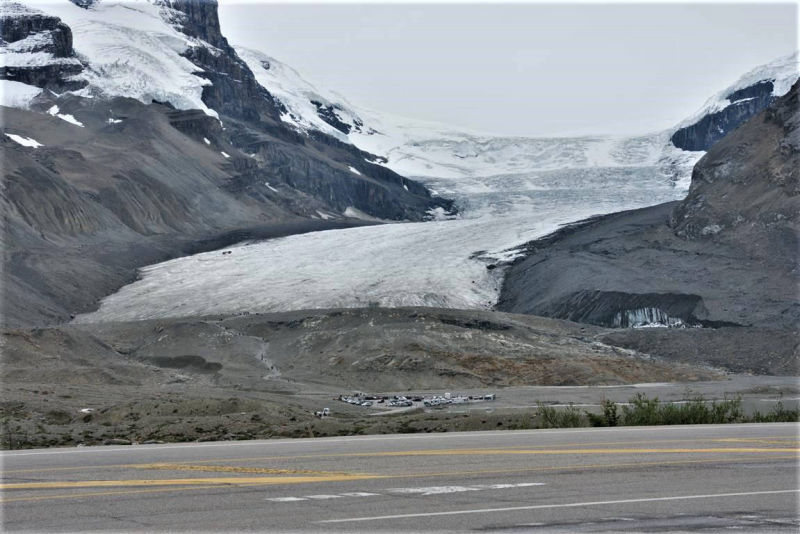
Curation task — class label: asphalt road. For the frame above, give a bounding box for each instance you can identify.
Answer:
[2,423,798,532]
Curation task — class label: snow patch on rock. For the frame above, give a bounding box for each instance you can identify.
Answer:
[5,133,43,147]
[0,80,43,108]
[47,104,83,127]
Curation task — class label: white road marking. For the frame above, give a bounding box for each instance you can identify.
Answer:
[388,482,544,496]
[3,423,796,457]
[318,489,800,523]
[265,482,544,502]
[485,483,545,489]
[389,485,483,496]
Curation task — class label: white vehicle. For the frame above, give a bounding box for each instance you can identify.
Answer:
[315,407,331,417]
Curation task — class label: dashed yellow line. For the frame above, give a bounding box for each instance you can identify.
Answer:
[0,474,382,490]
[127,463,352,476]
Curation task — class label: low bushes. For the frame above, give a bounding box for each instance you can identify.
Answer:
[539,393,798,429]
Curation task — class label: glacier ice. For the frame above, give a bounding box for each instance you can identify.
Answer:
[76,164,688,323]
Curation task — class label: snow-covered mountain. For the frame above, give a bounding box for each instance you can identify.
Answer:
[238,47,692,186]
[1,0,218,115]
[671,52,799,151]
[3,0,795,191]
[1,0,449,223]
[237,47,798,189]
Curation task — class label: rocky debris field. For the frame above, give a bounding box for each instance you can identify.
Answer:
[3,306,796,448]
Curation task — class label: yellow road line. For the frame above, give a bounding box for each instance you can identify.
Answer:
[716,438,799,445]
[156,436,800,464]
[127,463,353,476]
[2,455,796,504]
[0,485,221,503]
[0,474,382,490]
[384,454,800,479]
[296,447,799,457]
[3,435,795,474]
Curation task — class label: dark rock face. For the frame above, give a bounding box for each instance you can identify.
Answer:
[67,0,97,7]
[160,0,449,219]
[161,0,228,48]
[311,100,364,135]
[671,80,777,151]
[498,81,800,331]
[161,0,285,123]
[0,2,85,91]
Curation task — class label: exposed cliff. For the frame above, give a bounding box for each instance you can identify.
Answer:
[0,2,85,91]
[670,81,778,151]
[670,53,798,151]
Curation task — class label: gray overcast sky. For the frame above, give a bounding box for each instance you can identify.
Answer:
[218,3,798,136]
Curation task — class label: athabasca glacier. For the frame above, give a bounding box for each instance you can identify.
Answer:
[77,165,687,322]
[56,18,796,323]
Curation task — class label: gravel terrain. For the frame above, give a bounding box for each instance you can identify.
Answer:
[4,307,796,449]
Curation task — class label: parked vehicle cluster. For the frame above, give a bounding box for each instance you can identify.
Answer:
[335,392,496,409]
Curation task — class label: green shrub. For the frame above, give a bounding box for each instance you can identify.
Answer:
[537,402,587,428]
[584,394,753,427]
[621,393,661,426]
[750,401,800,423]
[587,399,619,427]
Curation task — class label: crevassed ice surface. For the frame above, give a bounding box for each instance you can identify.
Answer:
[76,165,688,323]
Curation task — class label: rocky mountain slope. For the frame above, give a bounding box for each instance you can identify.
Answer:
[0,0,450,328]
[498,80,799,334]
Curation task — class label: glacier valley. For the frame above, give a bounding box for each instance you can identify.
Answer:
[25,2,789,324]
[77,162,689,322]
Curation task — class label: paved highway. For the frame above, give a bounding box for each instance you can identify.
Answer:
[2,423,798,531]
